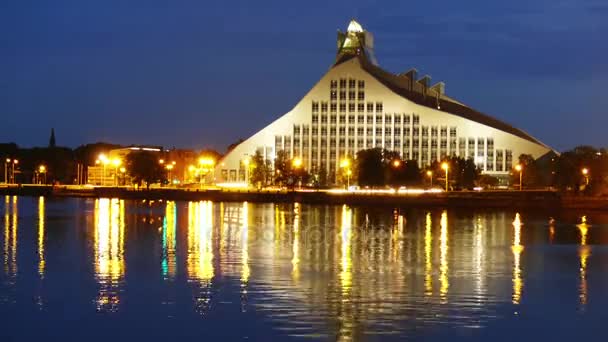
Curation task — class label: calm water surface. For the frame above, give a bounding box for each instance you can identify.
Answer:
[1,196,608,341]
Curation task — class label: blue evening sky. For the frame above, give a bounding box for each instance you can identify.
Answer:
[1,0,606,152]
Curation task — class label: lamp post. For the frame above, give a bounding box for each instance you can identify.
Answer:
[340,158,351,189]
[98,154,109,186]
[4,158,11,183]
[8,159,19,184]
[426,170,433,188]
[199,157,215,188]
[582,167,589,186]
[292,157,302,189]
[39,165,46,184]
[515,164,523,191]
[166,164,174,186]
[441,162,449,192]
[112,159,121,186]
[119,167,126,186]
[243,157,251,187]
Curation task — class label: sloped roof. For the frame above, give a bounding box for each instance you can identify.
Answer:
[334,54,547,147]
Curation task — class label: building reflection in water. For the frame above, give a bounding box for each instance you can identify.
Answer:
[291,203,300,282]
[439,210,449,302]
[241,202,250,286]
[162,201,177,280]
[38,196,46,279]
[3,196,18,279]
[187,201,214,315]
[577,215,590,308]
[512,213,524,305]
[93,198,125,312]
[338,204,354,341]
[424,212,433,296]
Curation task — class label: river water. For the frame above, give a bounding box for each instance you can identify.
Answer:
[1,196,607,341]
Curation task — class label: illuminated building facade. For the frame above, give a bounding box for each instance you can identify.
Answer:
[216,20,553,184]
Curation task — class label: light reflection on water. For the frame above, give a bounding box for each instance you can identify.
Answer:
[93,198,125,312]
[2,197,608,340]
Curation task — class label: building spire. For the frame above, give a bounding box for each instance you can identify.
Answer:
[49,128,56,148]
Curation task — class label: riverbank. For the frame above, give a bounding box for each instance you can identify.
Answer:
[2,184,606,210]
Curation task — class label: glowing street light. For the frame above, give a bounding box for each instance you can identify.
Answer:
[582,167,589,185]
[441,162,449,192]
[340,158,351,188]
[392,159,401,168]
[38,165,47,184]
[243,156,251,187]
[292,157,303,189]
[515,164,523,191]
[426,170,433,188]
[292,157,302,169]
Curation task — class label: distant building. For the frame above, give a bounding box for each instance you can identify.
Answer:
[86,145,202,186]
[216,20,553,184]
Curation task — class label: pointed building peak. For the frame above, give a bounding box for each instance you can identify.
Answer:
[347,19,364,33]
[49,128,56,148]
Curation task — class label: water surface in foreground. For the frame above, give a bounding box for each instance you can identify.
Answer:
[1,196,607,341]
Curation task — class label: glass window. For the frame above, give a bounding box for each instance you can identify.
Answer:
[321,115,328,124]
[330,115,337,124]
[348,115,355,124]
[348,103,355,112]
[312,102,319,112]
[312,115,318,123]
[330,80,337,89]
[339,79,346,88]
[348,79,356,88]
[357,103,365,112]
[321,102,328,113]
[330,91,337,100]
[339,103,346,112]
[339,115,346,124]
[348,91,355,100]
[330,103,337,113]
[339,91,346,100]
[357,115,364,124]
[367,102,374,112]
[358,80,365,88]
[376,102,383,113]
[358,91,365,101]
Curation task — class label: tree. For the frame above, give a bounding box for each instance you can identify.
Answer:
[250,150,271,188]
[126,151,167,189]
[431,156,480,189]
[273,150,291,186]
[355,148,384,187]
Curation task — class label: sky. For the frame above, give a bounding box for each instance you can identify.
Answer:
[1,0,606,152]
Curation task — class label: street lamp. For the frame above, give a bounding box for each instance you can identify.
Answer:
[515,164,523,191]
[111,159,121,186]
[292,157,303,189]
[119,167,126,186]
[441,162,449,191]
[38,165,47,184]
[166,164,174,186]
[199,157,215,187]
[98,154,109,186]
[426,170,433,188]
[340,158,351,189]
[243,157,251,187]
[582,167,589,186]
